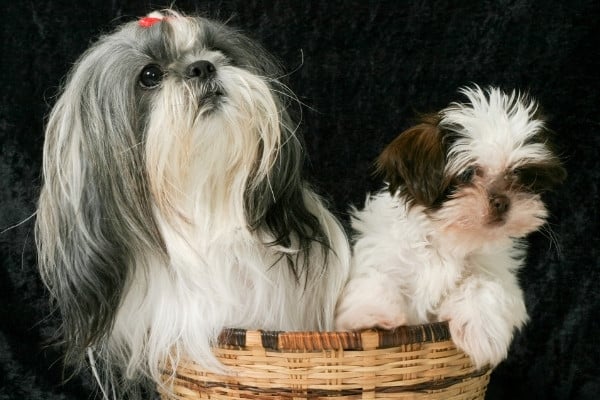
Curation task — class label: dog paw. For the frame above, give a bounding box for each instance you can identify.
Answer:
[447,318,510,368]
[336,309,407,331]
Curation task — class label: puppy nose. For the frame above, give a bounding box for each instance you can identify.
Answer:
[186,60,216,79]
[490,194,510,215]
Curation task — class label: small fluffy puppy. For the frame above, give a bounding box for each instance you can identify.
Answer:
[335,86,565,368]
[36,10,349,396]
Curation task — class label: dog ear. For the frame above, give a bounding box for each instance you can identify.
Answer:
[35,47,164,367]
[375,117,447,207]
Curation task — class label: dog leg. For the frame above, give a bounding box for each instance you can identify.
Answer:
[438,274,527,368]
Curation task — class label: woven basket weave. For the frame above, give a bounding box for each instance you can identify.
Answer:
[160,321,491,399]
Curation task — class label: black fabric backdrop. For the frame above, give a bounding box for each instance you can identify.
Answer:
[1,1,599,399]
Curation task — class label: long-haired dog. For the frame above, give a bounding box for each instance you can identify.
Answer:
[335,86,565,368]
[36,10,350,396]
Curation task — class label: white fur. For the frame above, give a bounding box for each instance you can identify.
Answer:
[443,86,553,174]
[114,193,349,380]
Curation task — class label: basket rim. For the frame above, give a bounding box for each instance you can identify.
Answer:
[218,321,452,351]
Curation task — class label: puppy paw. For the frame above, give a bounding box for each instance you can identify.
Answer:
[335,307,407,331]
[439,274,527,369]
[447,318,510,368]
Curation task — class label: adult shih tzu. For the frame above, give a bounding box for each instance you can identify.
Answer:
[36,10,350,396]
[335,86,565,368]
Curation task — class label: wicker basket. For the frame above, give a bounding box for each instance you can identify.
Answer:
[160,321,491,399]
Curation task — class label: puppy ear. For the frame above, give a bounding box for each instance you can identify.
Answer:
[375,116,447,207]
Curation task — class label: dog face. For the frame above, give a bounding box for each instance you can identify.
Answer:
[53,11,298,228]
[377,86,566,246]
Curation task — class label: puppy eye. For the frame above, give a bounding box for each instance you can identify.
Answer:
[512,167,535,186]
[508,168,527,183]
[457,167,476,183]
[139,64,164,88]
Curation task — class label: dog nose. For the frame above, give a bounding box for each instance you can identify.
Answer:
[490,194,510,215]
[186,60,216,79]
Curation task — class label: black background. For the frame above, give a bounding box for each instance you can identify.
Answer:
[1,1,599,399]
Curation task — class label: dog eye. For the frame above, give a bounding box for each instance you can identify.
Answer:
[456,166,483,183]
[512,167,536,186]
[224,56,237,66]
[457,167,475,183]
[508,167,528,183]
[139,64,164,88]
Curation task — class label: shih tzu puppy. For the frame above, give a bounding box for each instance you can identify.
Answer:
[36,10,350,396]
[335,86,565,368]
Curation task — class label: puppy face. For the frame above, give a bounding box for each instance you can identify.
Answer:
[377,87,566,245]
